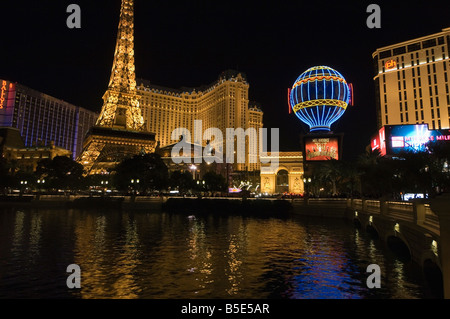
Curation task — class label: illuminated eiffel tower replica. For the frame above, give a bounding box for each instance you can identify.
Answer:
[78,0,156,175]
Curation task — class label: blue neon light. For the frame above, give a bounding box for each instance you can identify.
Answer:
[290,66,350,132]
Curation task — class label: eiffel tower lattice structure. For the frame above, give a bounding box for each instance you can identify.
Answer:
[77,0,156,175]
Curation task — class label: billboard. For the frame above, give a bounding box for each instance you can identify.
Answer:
[371,124,450,155]
[370,126,386,156]
[304,136,339,161]
[389,124,450,154]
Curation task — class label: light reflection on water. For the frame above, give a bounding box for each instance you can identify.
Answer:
[0,208,439,299]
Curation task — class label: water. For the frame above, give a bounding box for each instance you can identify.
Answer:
[0,208,441,299]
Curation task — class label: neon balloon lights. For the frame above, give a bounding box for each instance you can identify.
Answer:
[289,66,351,132]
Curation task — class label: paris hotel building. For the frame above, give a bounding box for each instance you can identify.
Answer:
[372,27,450,130]
[136,70,264,171]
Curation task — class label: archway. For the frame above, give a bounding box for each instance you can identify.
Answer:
[260,152,304,195]
[423,259,444,298]
[387,236,411,261]
[276,169,289,193]
[366,224,379,239]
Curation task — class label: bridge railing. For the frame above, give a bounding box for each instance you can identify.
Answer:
[353,199,363,210]
[347,198,440,234]
[305,198,348,207]
[385,201,415,222]
[365,200,381,214]
[424,204,440,232]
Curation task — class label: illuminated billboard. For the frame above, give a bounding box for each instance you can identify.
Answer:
[304,136,339,161]
[388,124,450,154]
[371,124,450,156]
[370,127,386,156]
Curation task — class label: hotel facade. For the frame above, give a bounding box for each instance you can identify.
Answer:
[372,27,450,130]
[0,79,98,159]
[137,70,264,171]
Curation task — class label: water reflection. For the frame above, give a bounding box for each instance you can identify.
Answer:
[0,209,439,299]
[111,216,141,298]
[187,218,213,294]
[226,234,243,295]
[29,213,42,262]
[11,211,25,256]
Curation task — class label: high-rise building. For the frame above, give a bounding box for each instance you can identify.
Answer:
[372,27,450,130]
[137,70,264,171]
[0,79,98,159]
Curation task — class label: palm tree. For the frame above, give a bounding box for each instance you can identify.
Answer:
[315,159,343,196]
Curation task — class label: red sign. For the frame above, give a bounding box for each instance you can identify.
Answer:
[0,80,7,109]
[371,127,386,156]
[385,59,397,70]
[305,137,339,161]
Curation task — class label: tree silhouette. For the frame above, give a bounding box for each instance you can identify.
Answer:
[169,170,194,192]
[203,171,227,192]
[35,156,85,190]
[113,153,168,192]
[0,158,13,193]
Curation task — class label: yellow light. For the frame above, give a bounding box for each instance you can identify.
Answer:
[431,240,438,256]
[394,223,400,233]
[355,211,358,217]
[369,216,373,224]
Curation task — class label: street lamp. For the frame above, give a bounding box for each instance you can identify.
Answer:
[303,177,312,197]
[190,164,197,180]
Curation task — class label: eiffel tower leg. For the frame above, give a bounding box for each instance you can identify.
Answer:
[77,140,106,175]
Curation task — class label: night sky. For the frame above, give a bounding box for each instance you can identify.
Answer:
[1,0,449,160]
